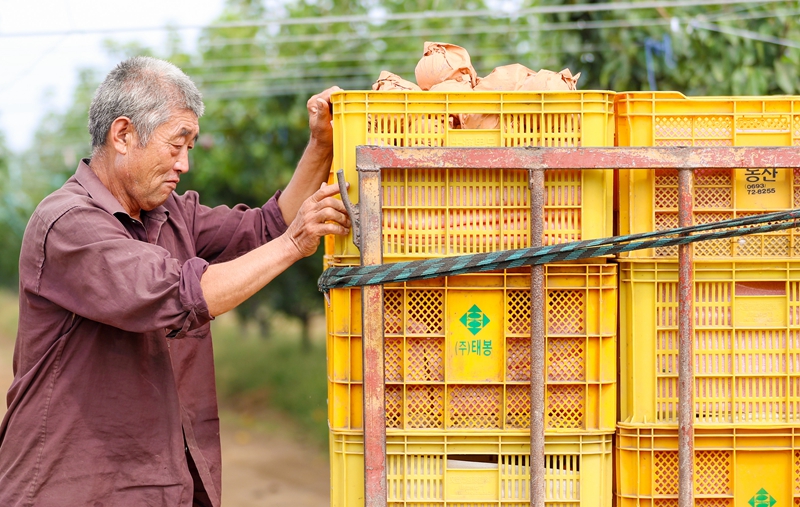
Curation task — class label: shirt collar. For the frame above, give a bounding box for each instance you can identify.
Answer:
[75,158,169,222]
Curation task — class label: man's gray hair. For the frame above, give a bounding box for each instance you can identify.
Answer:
[88,56,204,150]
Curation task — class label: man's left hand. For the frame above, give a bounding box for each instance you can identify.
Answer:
[307,86,341,146]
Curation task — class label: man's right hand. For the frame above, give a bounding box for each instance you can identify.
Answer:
[284,181,351,258]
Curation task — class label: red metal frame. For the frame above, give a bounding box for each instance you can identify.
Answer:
[353,145,800,507]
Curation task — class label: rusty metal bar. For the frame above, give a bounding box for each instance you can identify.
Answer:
[677,169,695,507]
[356,145,800,170]
[350,144,800,507]
[357,166,387,507]
[529,169,546,507]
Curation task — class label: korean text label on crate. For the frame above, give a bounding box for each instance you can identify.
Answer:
[331,431,612,507]
[616,91,800,259]
[326,264,617,433]
[616,424,800,507]
[329,91,616,264]
[619,260,800,426]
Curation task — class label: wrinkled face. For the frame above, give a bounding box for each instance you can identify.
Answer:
[121,109,199,214]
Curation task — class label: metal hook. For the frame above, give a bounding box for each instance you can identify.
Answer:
[336,169,361,249]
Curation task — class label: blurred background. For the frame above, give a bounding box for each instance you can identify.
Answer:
[1,0,799,505]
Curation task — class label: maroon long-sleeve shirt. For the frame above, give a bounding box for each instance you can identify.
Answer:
[0,160,288,506]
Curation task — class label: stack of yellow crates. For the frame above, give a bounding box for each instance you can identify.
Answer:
[615,92,800,507]
[325,90,618,507]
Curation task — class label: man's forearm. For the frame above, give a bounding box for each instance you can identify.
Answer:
[200,235,303,317]
[278,138,333,224]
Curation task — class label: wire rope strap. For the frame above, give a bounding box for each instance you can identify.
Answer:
[318,208,800,291]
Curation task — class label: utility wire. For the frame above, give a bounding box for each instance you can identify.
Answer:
[0,0,790,38]
[191,45,619,84]
[691,19,800,49]
[191,6,797,51]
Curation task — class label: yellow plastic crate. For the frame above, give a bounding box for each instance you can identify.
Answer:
[619,260,800,425]
[327,264,617,433]
[331,431,613,507]
[328,91,615,263]
[616,91,800,259]
[616,424,800,507]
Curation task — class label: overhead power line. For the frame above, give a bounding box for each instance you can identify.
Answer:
[0,0,790,38]
[691,19,800,49]
[190,6,797,50]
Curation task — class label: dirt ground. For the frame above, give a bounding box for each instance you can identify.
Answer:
[0,324,330,507]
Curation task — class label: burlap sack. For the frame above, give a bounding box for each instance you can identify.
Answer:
[414,41,478,90]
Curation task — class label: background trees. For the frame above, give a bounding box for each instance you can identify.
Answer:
[2,0,798,346]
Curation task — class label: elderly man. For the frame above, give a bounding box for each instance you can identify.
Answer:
[0,56,349,506]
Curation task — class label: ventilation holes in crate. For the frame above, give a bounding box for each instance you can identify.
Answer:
[792,284,800,326]
[386,455,405,501]
[505,384,531,428]
[546,384,584,429]
[545,170,581,207]
[654,451,680,496]
[385,338,403,382]
[695,282,732,326]
[795,169,800,208]
[695,450,732,496]
[655,186,679,209]
[547,290,585,335]
[406,337,444,382]
[500,454,531,499]
[656,168,679,188]
[544,454,580,502]
[407,114,446,147]
[381,169,406,207]
[406,385,444,429]
[547,338,586,381]
[696,499,732,507]
[657,377,679,422]
[654,213,679,256]
[507,290,531,335]
[385,290,404,335]
[407,290,444,334]
[405,169,447,207]
[403,454,443,499]
[449,385,502,429]
[694,378,732,423]
[654,500,679,507]
[695,213,734,257]
[540,113,582,147]
[657,330,678,375]
[695,330,732,375]
[694,117,733,142]
[733,329,786,375]
[367,113,404,147]
[507,338,532,382]
[386,385,403,429]
[794,450,800,494]
[655,116,693,141]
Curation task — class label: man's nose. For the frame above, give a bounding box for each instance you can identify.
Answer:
[174,148,190,173]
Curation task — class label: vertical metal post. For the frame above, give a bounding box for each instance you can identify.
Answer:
[677,168,694,507]
[529,168,546,507]
[359,167,387,507]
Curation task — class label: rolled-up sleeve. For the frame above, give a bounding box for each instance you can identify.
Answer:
[179,190,288,264]
[34,206,213,336]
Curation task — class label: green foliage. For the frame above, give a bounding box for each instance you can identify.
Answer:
[212,313,328,446]
[3,0,800,324]
[539,0,800,94]
[0,131,20,287]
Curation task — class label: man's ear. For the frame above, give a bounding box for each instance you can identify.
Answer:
[107,117,134,155]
